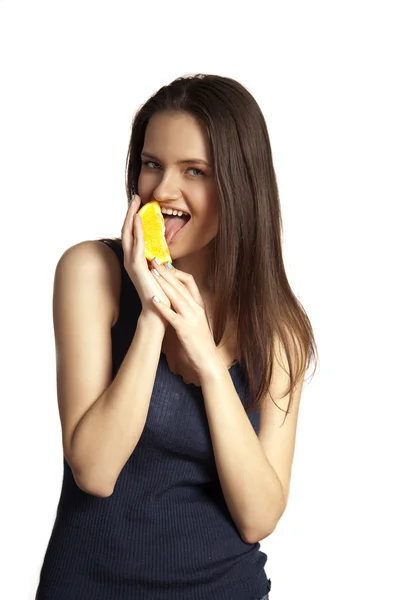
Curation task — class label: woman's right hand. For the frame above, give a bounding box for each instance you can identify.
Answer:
[121,194,171,324]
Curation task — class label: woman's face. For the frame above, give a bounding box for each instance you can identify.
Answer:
[137,111,219,261]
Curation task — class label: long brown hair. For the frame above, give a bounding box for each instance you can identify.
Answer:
[105,73,318,421]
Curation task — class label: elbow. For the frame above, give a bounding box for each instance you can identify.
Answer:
[64,445,116,498]
[75,474,115,498]
[69,463,115,498]
[242,524,275,545]
[242,509,283,543]
[242,486,287,544]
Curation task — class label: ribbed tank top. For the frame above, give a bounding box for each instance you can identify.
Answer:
[35,238,272,600]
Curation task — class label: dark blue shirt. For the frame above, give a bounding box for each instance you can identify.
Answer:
[35,238,271,599]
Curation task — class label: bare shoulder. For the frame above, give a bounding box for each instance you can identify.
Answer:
[55,240,122,327]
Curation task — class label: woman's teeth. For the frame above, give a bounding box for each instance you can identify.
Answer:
[161,208,188,217]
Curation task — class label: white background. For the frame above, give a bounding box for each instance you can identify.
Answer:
[1,1,398,599]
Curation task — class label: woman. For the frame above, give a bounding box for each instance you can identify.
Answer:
[35,73,318,599]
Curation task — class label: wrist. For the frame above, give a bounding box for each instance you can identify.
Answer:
[138,310,168,334]
[197,353,228,384]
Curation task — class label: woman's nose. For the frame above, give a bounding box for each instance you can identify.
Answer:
[152,175,181,202]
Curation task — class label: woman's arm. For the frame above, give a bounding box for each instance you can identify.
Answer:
[54,241,166,498]
[69,312,165,497]
[199,362,287,543]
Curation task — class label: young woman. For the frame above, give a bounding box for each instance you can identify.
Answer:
[35,73,318,600]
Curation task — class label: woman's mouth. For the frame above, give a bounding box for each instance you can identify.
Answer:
[163,214,191,244]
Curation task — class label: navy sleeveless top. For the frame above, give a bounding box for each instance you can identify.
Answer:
[35,238,272,599]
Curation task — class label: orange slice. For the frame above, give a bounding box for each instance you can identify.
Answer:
[137,200,172,264]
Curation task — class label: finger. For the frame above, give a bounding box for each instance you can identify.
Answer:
[165,265,205,308]
[133,213,145,257]
[151,265,201,317]
[121,194,141,256]
[151,294,178,325]
[150,267,188,313]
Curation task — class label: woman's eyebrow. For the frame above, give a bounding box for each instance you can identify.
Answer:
[141,151,210,167]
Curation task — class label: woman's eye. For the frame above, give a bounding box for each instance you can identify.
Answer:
[143,161,159,169]
[142,161,204,177]
[187,167,205,177]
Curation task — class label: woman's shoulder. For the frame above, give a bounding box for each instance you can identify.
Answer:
[56,239,122,328]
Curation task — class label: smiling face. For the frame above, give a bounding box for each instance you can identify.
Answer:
[137,111,219,263]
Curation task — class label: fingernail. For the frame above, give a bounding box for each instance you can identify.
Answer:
[166,261,173,269]
[153,295,160,303]
[154,258,162,265]
[152,268,160,277]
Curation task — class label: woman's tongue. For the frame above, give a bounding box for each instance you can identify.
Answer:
[163,215,189,244]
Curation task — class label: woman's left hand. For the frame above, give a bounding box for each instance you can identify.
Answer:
[149,259,218,376]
